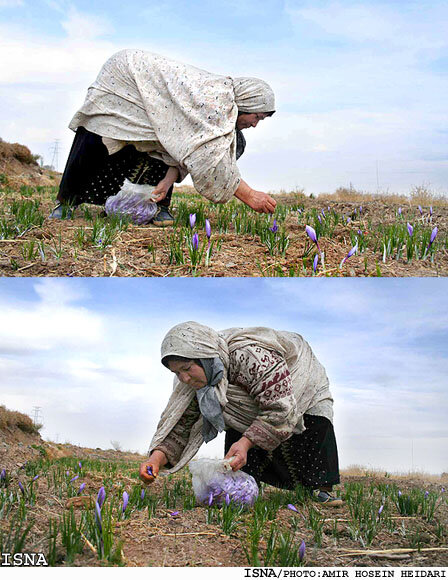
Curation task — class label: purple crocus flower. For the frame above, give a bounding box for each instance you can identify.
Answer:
[270,219,278,233]
[78,462,82,470]
[429,226,438,246]
[305,225,321,252]
[321,209,325,217]
[141,489,145,501]
[208,491,214,506]
[189,213,196,229]
[424,491,429,499]
[346,217,351,224]
[297,208,302,215]
[359,206,362,214]
[169,510,180,516]
[340,242,358,267]
[318,214,322,224]
[313,254,319,273]
[18,481,25,494]
[192,232,199,250]
[97,486,106,509]
[70,475,79,483]
[122,491,129,513]
[32,475,40,482]
[146,465,153,477]
[94,501,103,533]
[378,504,384,516]
[225,494,231,506]
[78,483,86,494]
[398,490,402,497]
[418,205,423,215]
[66,471,70,477]
[299,540,306,561]
[398,207,402,216]
[430,206,433,216]
[205,219,211,239]
[287,503,299,513]
[407,223,413,237]
[0,469,5,481]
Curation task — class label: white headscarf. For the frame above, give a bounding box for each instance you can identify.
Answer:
[69,50,275,204]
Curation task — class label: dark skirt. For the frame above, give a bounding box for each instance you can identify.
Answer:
[57,127,173,208]
[225,414,340,490]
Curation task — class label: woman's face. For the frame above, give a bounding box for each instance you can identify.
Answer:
[168,359,208,389]
[236,112,269,130]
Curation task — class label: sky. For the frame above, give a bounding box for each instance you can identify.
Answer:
[1,276,447,475]
[1,0,448,195]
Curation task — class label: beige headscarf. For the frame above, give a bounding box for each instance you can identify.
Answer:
[69,50,275,204]
[149,321,333,475]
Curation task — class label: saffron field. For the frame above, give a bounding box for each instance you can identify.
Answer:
[1,438,448,567]
[0,184,447,277]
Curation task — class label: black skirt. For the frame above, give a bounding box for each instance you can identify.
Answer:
[225,415,340,490]
[57,127,173,208]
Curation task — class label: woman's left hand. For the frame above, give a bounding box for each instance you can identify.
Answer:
[224,436,254,471]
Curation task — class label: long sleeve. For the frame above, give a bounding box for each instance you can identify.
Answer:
[152,397,200,467]
[228,345,300,452]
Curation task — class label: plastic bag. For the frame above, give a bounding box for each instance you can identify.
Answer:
[189,458,259,507]
[105,179,158,224]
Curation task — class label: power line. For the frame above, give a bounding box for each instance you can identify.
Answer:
[32,406,43,426]
[49,139,60,172]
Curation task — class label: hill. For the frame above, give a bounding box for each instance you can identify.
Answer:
[0,138,60,188]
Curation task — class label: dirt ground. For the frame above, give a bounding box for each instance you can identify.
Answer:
[1,425,447,568]
[0,187,447,278]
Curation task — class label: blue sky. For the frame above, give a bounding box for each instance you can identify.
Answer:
[1,277,447,475]
[1,0,447,195]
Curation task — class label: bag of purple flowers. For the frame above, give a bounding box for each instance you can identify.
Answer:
[189,458,258,508]
[105,179,158,225]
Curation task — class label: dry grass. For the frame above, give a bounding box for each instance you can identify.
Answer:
[0,404,41,434]
[341,464,448,482]
[0,140,38,166]
[316,184,448,207]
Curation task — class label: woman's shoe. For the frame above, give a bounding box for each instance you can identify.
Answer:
[49,204,73,219]
[152,207,174,227]
[313,490,343,506]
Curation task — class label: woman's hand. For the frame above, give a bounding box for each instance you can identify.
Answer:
[139,450,167,484]
[224,436,254,472]
[151,167,179,203]
[234,179,277,214]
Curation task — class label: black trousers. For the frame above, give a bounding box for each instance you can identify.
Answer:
[225,415,340,491]
[57,127,172,208]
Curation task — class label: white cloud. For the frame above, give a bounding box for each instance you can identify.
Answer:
[61,6,113,41]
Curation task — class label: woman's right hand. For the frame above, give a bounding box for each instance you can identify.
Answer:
[246,190,277,214]
[139,450,167,484]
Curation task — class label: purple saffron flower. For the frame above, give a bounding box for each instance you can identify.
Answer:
[407,223,413,237]
[321,209,325,217]
[205,219,211,239]
[146,465,153,477]
[418,205,423,215]
[378,504,384,516]
[318,214,322,223]
[97,486,106,509]
[359,206,362,214]
[313,254,319,273]
[287,503,299,513]
[189,213,196,229]
[299,540,306,561]
[398,207,402,216]
[225,493,231,506]
[94,501,103,533]
[169,510,180,516]
[441,487,445,493]
[297,208,302,215]
[429,226,438,245]
[192,232,199,250]
[0,469,6,481]
[66,471,70,477]
[141,489,145,501]
[340,242,358,266]
[305,225,321,252]
[208,491,214,506]
[430,206,433,216]
[78,462,82,470]
[78,483,86,494]
[70,475,79,483]
[424,491,429,499]
[18,481,25,494]
[122,491,129,513]
[32,475,40,482]
[398,490,402,497]
[346,217,351,224]
[270,219,278,233]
